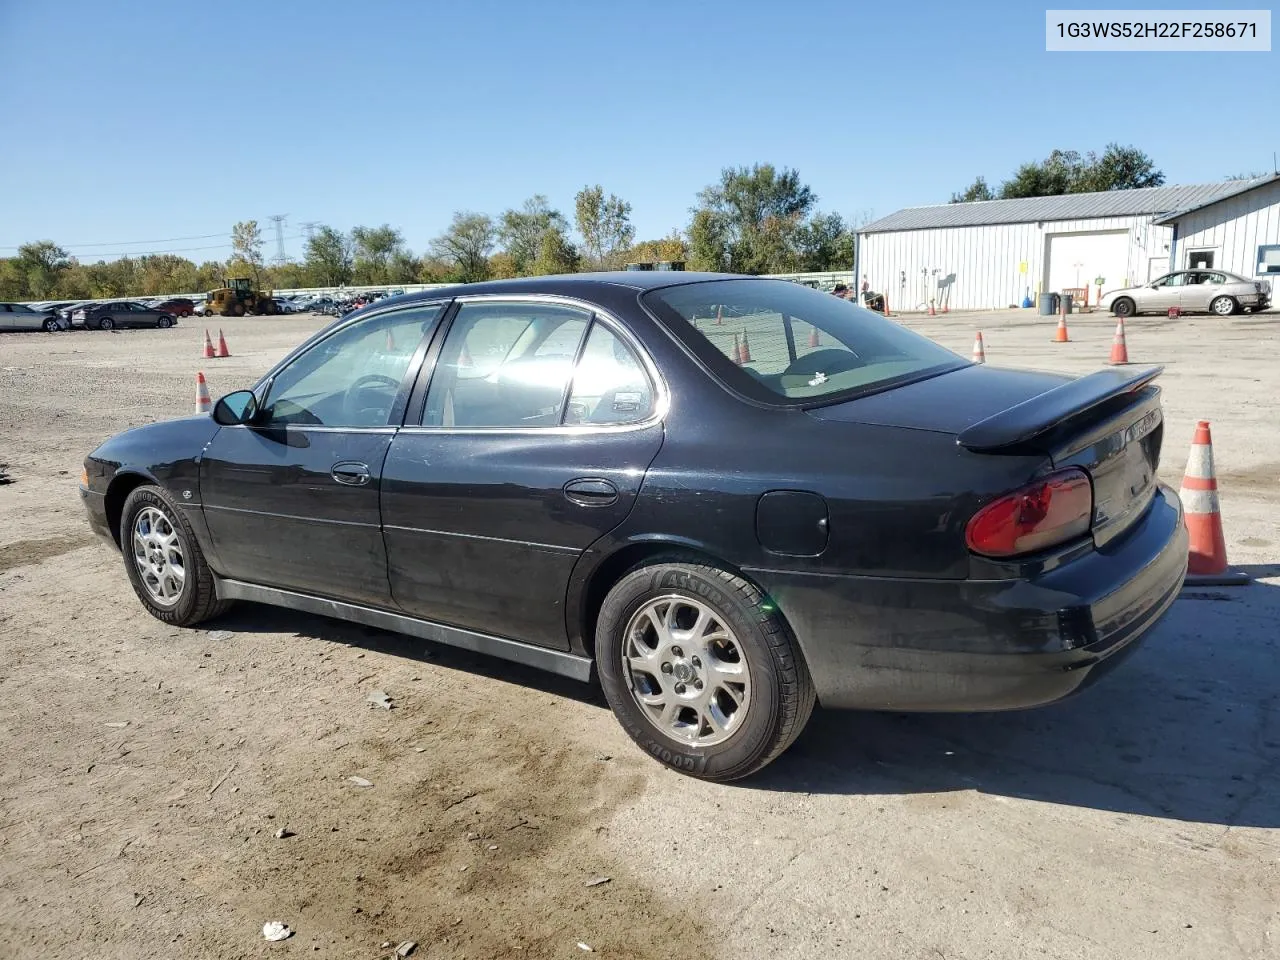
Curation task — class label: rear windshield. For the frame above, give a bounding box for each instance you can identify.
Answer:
[642,279,964,406]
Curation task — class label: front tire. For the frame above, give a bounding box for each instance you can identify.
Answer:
[157,316,173,329]
[1112,297,1135,318]
[1211,295,1237,317]
[596,560,815,781]
[98,316,114,330]
[120,485,231,627]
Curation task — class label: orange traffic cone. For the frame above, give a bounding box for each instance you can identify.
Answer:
[731,333,742,366]
[971,331,986,364]
[739,330,752,363]
[216,329,231,358]
[1053,310,1070,343]
[808,326,821,348]
[941,302,949,314]
[1108,317,1130,365]
[195,371,212,414]
[202,329,215,359]
[1179,420,1249,585]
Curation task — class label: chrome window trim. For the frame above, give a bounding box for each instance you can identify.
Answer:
[412,292,669,434]
[218,423,398,435]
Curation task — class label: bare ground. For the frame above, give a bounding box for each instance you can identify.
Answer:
[2,309,1279,959]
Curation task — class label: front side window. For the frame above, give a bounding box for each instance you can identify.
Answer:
[643,278,963,405]
[1155,273,1185,287]
[262,303,444,427]
[423,301,590,427]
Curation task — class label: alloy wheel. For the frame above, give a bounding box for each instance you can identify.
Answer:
[623,595,751,746]
[1212,296,1235,316]
[131,506,186,607]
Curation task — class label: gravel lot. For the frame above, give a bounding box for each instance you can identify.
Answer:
[1,306,1278,959]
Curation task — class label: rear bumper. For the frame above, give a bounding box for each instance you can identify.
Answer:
[751,484,1188,711]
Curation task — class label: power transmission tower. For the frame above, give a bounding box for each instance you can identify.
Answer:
[268,214,288,265]
[299,221,321,247]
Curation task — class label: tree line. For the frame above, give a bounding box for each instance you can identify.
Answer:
[950,144,1166,202]
[0,166,861,301]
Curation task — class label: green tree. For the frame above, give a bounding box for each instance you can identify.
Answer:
[950,176,995,203]
[625,231,690,267]
[574,185,635,270]
[231,221,265,285]
[998,145,1164,198]
[429,212,496,283]
[14,241,73,298]
[194,260,227,291]
[351,224,408,285]
[302,226,353,286]
[531,227,581,275]
[498,196,569,275]
[688,164,816,273]
[794,212,854,271]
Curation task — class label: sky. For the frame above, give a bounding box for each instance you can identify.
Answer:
[1,0,1276,263]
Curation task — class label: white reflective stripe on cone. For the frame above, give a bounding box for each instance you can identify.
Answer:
[1183,444,1215,480]
[1178,486,1221,515]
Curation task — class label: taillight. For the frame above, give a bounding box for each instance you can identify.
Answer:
[965,468,1093,557]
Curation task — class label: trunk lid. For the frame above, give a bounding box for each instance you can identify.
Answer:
[809,364,1166,548]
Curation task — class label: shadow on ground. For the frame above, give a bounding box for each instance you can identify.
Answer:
[211,577,1280,829]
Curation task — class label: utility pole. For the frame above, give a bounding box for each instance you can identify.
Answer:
[268,214,288,265]
[300,221,321,244]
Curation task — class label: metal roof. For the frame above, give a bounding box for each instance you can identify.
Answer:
[1152,173,1280,224]
[859,179,1274,234]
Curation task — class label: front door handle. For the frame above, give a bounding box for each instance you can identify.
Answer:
[331,461,371,486]
[563,478,619,507]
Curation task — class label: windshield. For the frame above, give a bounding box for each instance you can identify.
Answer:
[643,278,964,405]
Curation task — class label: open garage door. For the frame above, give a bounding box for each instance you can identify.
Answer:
[1045,231,1131,301]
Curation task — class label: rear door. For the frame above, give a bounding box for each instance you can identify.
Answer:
[381,297,665,649]
[1179,272,1214,312]
[199,302,446,606]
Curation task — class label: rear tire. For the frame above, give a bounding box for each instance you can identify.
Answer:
[120,485,231,627]
[43,317,59,332]
[98,316,114,331]
[1211,295,1237,317]
[1112,297,1135,318]
[596,560,815,781]
[157,316,172,329]
[232,302,246,317]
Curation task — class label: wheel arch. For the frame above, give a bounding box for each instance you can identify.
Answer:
[571,537,782,660]
[104,469,161,546]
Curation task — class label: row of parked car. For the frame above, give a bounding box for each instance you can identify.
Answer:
[2,288,410,333]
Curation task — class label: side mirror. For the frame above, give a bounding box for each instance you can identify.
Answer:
[213,390,259,425]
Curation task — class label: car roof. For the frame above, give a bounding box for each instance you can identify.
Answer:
[386,271,748,307]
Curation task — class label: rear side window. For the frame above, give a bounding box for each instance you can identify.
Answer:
[565,323,654,425]
[643,279,963,406]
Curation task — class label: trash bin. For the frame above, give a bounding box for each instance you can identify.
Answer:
[1061,293,1073,314]
[1038,292,1059,316]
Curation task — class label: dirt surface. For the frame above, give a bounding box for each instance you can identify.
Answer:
[2,308,1279,959]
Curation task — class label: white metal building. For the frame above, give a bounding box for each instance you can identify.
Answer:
[856,175,1280,312]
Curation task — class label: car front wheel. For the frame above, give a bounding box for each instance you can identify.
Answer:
[120,485,231,627]
[157,316,172,329]
[98,316,114,331]
[1211,295,1237,316]
[596,560,815,781]
[1112,297,1135,318]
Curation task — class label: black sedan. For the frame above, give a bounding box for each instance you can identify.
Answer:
[80,274,1187,780]
[73,300,178,330]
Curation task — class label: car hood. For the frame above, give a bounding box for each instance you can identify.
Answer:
[806,364,1072,436]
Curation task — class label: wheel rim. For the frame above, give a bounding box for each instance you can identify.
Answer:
[131,506,186,607]
[1213,297,1233,316]
[622,595,751,747]
[44,318,57,331]
[101,318,112,329]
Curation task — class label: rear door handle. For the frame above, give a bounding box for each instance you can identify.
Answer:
[563,478,619,507]
[331,461,371,486]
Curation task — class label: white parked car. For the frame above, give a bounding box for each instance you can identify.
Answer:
[1100,270,1271,317]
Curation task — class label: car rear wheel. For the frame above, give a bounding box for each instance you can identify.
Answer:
[1211,295,1237,317]
[1112,297,1135,318]
[98,316,114,331]
[157,316,172,329]
[120,485,231,627]
[232,302,246,317]
[42,317,59,332]
[596,560,815,781]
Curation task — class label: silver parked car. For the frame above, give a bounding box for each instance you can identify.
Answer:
[0,302,67,331]
[1100,270,1271,318]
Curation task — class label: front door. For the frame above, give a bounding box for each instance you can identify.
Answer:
[199,302,446,606]
[1145,272,1185,312]
[382,299,664,649]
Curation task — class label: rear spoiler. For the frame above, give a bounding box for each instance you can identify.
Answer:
[957,366,1162,452]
